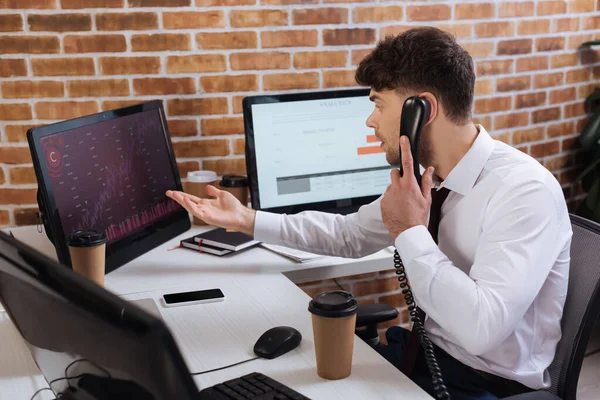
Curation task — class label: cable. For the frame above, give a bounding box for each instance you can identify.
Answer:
[333,278,346,291]
[395,249,451,400]
[191,357,260,376]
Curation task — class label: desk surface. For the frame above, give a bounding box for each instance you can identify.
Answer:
[0,225,431,399]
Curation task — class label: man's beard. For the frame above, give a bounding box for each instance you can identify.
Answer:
[384,129,433,169]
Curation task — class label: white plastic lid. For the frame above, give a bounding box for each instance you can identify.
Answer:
[187,170,217,183]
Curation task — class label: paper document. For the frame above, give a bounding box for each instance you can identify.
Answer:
[261,243,325,263]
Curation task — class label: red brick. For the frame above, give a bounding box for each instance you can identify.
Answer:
[534,72,564,89]
[564,102,586,118]
[323,0,366,3]
[0,0,55,8]
[0,14,22,32]
[568,34,594,49]
[167,98,228,116]
[130,0,190,5]
[379,292,407,309]
[353,6,403,23]
[102,100,142,111]
[2,80,63,98]
[380,25,412,38]
[553,17,580,32]
[293,8,346,25]
[0,59,27,77]
[96,12,157,31]
[570,0,595,12]
[475,79,494,96]
[496,76,531,92]
[583,16,600,30]
[231,9,288,28]
[550,88,576,104]
[197,0,255,4]
[475,21,514,37]
[134,78,195,95]
[132,34,190,52]
[263,72,319,91]
[67,79,129,97]
[35,101,98,120]
[499,1,534,17]
[202,159,246,177]
[530,141,560,158]
[516,92,547,109]
[100,56,160,75]
[532,107,561,123]
[0,210,9,227]
[518,20,551,35]
[544,155,571,171]
[0,147,31,163]
[323,28,376,46]
[537,1,567,15]
[432,23,473,39]
[167,55,226,73]
[200,75,257,93]
[32,57,94,76]
[476,60,513,76]
[201,117,244,135]
[9,167,36,184]
[462,42,495,58]
[231,52,290,70]
[516,56,548,72]
[0,103,32,121]
[5,124,39,142]
[0,35,59,54]
[548,121,575,138]
[512,127,545,145]
[0,189,37,205]
[233,96,245,114]
[473,116,492,129]
[351,49,372,65]
[168,119,198,137]
[233,138,245,155]
[497,39,532,55]
[28,13,90,32]
[579,84,597,99]
[352,277,399,296]
[177,161,200,178]
[324,70,358,88]
[14,208,38,226]
[494,112,530,130]
[536,37,565,52]
[293,51,346,69]
[551,53,579,68]
[163,11,224,29]
[455,3,495,19]
[173,139,229,158]
[474,96,512,113]
[566,68,591,83]
[406,5,451,21]
[197,31,257,49]
[64,34,125,53]
[61,0,123,8]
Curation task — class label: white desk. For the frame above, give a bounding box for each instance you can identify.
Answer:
[0,225,431,399]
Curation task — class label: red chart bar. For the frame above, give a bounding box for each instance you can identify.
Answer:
[357,146,384,155]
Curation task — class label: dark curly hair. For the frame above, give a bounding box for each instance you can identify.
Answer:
[355,27,475,125]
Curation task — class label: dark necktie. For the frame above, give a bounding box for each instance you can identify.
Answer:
[399,187,450,377]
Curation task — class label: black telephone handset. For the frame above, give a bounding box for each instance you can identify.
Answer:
[395,97,450,400]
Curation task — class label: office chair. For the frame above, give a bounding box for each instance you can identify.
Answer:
[355,213,600,400]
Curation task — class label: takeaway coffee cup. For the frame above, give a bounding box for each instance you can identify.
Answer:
[67,230,107,287]
[218,175,249,206]
[308,290,359,380]
[185,170,217,225]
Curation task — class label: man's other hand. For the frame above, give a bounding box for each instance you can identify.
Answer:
[381,136,435,239]
[166,185,256,236]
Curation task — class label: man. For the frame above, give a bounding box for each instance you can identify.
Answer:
[167,27,572,400]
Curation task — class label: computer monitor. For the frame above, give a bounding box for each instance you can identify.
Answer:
[243,89,393,215]
[27,101,190,273]
[0,230,198,400]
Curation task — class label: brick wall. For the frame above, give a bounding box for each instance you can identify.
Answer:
[1,0,599,334]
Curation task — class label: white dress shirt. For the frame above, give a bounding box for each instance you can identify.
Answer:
[253,125,572,390]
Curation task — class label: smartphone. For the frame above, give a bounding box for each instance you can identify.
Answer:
[161,288,225,307]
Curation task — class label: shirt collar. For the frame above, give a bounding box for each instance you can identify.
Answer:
[433,124,495,196]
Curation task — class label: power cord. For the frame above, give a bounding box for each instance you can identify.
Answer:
[191,356,259,376]
[29,359,112,400]
[333,278,346,291]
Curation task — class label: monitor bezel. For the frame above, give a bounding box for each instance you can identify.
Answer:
[243,88,387,215]
[27,100,191,274]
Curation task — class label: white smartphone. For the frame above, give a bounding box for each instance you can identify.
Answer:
[161,288,225,308]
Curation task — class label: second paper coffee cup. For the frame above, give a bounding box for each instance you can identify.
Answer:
[185,170,217,225]
[308,290,359,380]
[67,230,107,287]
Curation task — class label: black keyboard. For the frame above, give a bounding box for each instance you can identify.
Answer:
[198,372,311,400]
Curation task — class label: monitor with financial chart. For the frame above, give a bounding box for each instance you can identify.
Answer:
[242,89,393,215]
[27,100,190,274]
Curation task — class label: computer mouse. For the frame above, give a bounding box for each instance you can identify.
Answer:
[253,326,302,359]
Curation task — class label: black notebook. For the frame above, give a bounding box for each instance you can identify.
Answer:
[180,236,232,256]
[194,228,260,251]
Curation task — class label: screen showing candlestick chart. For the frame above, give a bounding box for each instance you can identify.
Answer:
[41,109,181,244]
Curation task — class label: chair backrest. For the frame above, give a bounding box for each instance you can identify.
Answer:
[546,214,600,399]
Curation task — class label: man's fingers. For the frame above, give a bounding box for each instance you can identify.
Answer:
[205,184,224,198]
[400,136,414,177]
[421,167,435,200]
[184,196,205,217]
